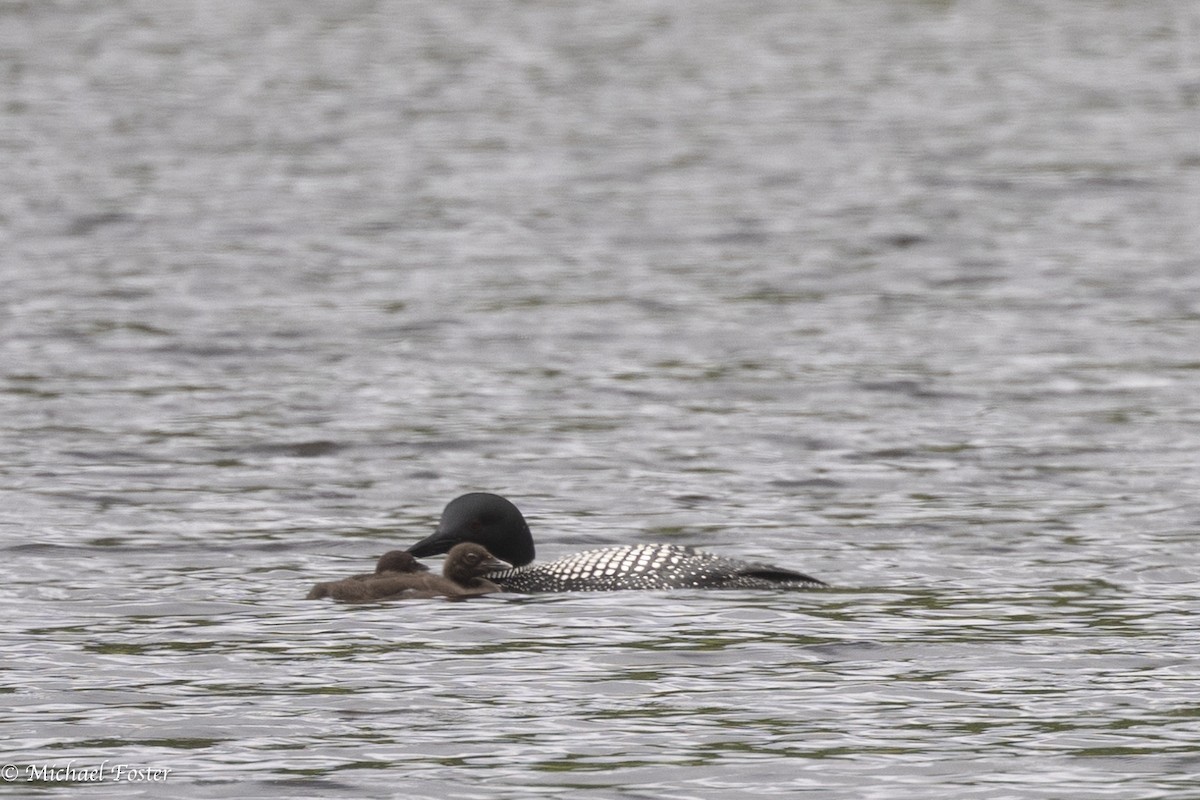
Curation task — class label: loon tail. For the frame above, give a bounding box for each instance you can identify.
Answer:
[737,565,827,587]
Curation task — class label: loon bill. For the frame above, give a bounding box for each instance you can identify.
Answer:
[405,492,827,592]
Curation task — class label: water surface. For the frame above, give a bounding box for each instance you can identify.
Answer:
[3,2,1199,798]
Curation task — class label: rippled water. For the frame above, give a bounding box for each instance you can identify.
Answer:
[3,2,1200,798]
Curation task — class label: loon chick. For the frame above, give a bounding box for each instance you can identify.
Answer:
[399,542,508,599]
[306,549,429,602]
[405,493,827,592]
[306,543,507,602]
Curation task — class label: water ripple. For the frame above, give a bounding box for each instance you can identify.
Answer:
[5,1,1200,798]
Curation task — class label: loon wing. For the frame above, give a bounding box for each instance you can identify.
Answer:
[479,544,825,592]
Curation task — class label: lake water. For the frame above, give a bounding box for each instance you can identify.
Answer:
[3,2,1200,798]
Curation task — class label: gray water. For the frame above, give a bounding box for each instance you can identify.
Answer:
[3,2,1200,798]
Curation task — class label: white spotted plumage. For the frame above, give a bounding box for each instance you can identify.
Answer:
[483,543,825,593]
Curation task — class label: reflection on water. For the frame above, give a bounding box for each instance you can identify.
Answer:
[3,1,1200,798]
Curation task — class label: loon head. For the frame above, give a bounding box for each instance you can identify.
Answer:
[443,542,511,583]
[374,550,429,575]
[407,493,536,567]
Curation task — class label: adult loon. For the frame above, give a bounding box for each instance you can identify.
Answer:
[405,493,827,592]
[307,543,507,602]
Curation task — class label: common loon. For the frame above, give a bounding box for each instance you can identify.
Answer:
[405,493,827,592]
[306,550,428,601]
[306,543,506,601]
[402,542,507,599]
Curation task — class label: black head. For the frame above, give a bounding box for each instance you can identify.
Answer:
[443,542,511,582]
[375,550,428,574]
[406,493,535,567]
